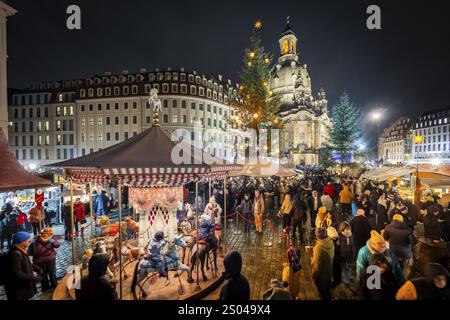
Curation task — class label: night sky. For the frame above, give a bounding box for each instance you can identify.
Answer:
[4,0,450,143]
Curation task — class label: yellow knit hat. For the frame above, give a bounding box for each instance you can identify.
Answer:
[369,230,385,249]
[393,214,404,222]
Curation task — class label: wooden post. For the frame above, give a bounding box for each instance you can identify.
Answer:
[118,185,123,300]
[223,176,227,254]
[195,180,201,290]
[70,180,76,267]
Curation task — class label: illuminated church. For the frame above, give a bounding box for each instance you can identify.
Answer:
[269,18,332,166]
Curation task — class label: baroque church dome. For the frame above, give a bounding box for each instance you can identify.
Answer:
[269,18,327,116]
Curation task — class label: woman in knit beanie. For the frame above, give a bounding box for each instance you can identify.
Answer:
[356,230,405,285]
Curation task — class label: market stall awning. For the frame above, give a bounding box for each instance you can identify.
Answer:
[0,128,51,192]
[47,125,241,185]
[229,162,296,177]
[417,172,450,188]
[361,166,414,182]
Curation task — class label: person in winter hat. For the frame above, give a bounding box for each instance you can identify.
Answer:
[28,227,60,291]
[356,230,405,285]
[337,222,355,288]
[262,278,293,300]
[311,227,335,300]
[279,193,293,229]
[396,262,450,300]
[423,205,442,241]
[238,193,253,233]
[75,253,118,300]
[339,183,353,216]
[383,214,413,278]
[327,226,341,288]
[146,231,168,277]
[359,253,401,300]
[315,206,332,229]
[349,209,372,255]
[4,232,43,300]
[220,251,250,300]
[198,213,217,251]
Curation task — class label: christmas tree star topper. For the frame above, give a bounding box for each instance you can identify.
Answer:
[255,20,262,29]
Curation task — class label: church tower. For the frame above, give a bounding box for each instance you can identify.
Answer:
[278,16,298,64]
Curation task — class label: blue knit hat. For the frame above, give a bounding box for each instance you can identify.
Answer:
[12,232,31,245]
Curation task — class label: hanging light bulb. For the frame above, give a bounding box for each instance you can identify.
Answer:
[248,61,252,67]
[264,57,270,64]
[249,52,255,58]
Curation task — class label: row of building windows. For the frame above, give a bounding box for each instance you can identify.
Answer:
[415,117,449,128]
[14,121,51,133]
[83,72,228,92]
[13,107,50,119]
[15,149,50,160]
[414,134,449,144]
[14,135,51,146]
[415,143,450,152]
[414,126,449,136]
[80,83,229,104]
[81,131,138,143]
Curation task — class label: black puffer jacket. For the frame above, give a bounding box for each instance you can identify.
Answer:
[4,245,42,300]
[383,221,413,260]
[220,251,250,300]
[75,253,118,300]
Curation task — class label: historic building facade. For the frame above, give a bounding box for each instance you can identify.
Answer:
[269,19,331,166]
[378,117,413,164]
[0,1,16,139]
[8,68,237,167]
[412,108,450,164]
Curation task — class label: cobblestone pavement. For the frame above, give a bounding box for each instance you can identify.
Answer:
[1,208,129,300]
[1,208,358,301]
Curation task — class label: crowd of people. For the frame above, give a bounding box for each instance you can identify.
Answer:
[1,169,450,301]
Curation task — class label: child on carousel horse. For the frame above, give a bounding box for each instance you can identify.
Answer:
[198,213,217,252]
[146,231,168,277]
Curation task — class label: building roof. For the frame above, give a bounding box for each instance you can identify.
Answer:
[0,128,51,192]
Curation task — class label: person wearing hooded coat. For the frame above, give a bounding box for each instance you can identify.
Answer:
[349,209,372,255]
[359,253,401,300]
[75,253,118,300]
[311,227,335,300]
[4,232,43,300]
[262,279,293,300]
[337,221,355,287]
[370,194,389,233]
[396,262,450,300]
[423,205,443,241]
[220,251,250,300]
[383,214,413,278]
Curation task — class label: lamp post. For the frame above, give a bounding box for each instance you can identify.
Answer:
[413,135,424,204]
[370,111,382,161]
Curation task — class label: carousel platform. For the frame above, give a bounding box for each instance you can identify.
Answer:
[53,256,225,301]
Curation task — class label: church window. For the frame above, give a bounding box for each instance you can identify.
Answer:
[282,40,289,54]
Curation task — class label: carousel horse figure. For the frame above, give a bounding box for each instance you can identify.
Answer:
[130,235,193,299]
[96,215,128,238]
[183,230,218,282]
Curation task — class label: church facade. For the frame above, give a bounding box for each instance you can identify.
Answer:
[269,19,332,166]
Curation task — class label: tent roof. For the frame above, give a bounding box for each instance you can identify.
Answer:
[229,162,296,177]
[48,125,240,185]
[0,128,51,192]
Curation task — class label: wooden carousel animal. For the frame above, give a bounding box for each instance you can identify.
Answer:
[130,233,193,300]
[96,215,127,238]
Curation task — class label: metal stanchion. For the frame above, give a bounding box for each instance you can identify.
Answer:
[118,185,123,300]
